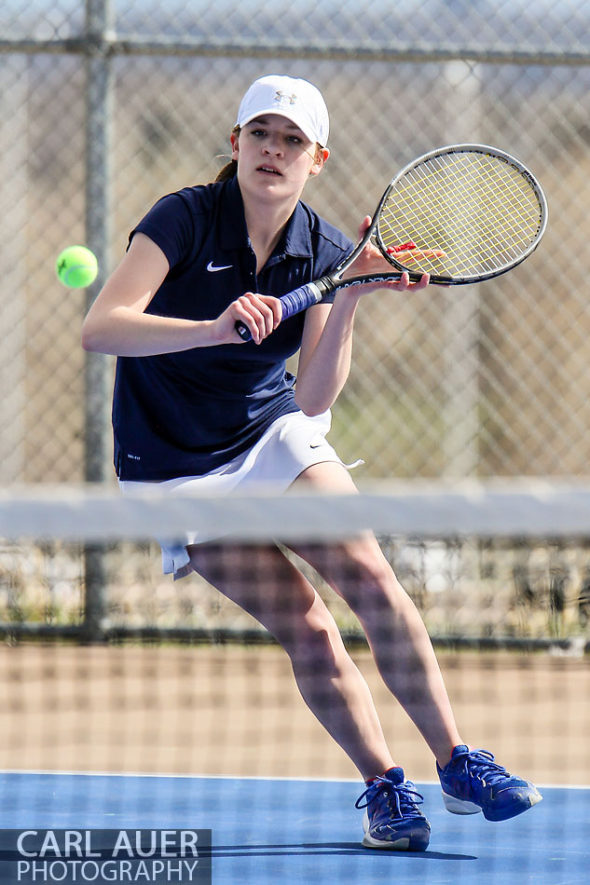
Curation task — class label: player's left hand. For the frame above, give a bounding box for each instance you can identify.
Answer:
[342,216,433,294]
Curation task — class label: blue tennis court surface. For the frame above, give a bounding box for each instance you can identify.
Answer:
[0,772,587,883]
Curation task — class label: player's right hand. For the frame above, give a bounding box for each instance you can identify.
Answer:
[214,293,283,345]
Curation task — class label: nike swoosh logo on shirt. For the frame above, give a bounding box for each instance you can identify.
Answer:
[206,261,233,272]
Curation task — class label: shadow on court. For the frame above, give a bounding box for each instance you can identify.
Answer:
[204,841,476,860]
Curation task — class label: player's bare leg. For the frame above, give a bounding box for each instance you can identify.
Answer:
[291,461,463,768]
[187,541,396,780]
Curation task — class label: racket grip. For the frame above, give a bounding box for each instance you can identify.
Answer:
[234,281,326,342]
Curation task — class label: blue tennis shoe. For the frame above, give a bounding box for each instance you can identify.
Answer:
[437,745,543,822]
[355,767,431,850]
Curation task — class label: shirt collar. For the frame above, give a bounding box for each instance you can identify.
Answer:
[218,176,313,259]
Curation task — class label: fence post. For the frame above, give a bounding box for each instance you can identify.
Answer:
[0,58,27,483]
[83,0,114,641]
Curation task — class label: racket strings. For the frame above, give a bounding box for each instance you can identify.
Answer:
[383,168,539,273]
[389,175,537,266]
[378,151,544,281]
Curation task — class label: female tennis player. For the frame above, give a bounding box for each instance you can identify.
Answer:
[82,74,541,851]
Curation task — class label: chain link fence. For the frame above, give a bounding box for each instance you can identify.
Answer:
[1,1,590,642]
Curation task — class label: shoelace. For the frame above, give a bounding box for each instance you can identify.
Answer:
[355,776,425,819]
[453,748,511,784]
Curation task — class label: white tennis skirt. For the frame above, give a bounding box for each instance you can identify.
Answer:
[119,409,355,579]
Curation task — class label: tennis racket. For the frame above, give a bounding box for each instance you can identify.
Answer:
[235,143,547,341]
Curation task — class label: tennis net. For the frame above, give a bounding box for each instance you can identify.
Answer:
[0,480,588,881]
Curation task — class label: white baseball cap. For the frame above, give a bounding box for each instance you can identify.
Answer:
[236,75,330,147]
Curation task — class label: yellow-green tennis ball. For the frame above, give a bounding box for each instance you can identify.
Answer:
[56,245,98,288]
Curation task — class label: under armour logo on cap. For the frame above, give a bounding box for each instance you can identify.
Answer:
[273,91,297,108]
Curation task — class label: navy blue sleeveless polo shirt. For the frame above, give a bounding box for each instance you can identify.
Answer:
[112,176,353,480]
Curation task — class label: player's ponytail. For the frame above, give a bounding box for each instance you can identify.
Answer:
[215,126,240,182]
[215,159,237,182]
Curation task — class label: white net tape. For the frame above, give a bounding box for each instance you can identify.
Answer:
[2,479,590,542]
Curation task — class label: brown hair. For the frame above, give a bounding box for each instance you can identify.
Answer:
[215,125,240,182]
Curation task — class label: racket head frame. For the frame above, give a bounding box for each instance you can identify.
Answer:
[370,143,548,286]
